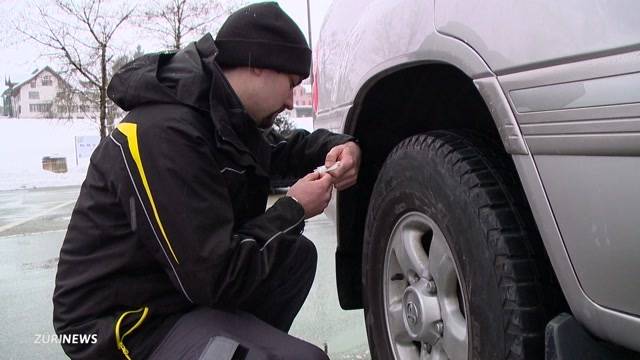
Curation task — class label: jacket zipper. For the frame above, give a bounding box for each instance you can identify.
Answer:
[115,306,149,360]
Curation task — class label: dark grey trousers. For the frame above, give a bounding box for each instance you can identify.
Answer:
[148,236,328,360]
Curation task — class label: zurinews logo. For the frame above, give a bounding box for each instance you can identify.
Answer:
[34,333,98,344]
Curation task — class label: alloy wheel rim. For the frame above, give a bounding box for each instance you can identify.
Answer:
[383,212,469,360]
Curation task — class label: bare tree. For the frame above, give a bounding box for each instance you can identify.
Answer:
[16,0,135,138]
[140,0,244,50]
[52,81,77,120]
[273,112,296,136]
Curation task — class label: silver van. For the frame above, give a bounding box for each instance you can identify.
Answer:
[314,1,640,359]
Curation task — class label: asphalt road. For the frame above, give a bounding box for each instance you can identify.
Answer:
[0,186,370,359]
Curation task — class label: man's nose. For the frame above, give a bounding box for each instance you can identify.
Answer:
[284,91,294,110]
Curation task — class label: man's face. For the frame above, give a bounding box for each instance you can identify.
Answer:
[249,69,301,129]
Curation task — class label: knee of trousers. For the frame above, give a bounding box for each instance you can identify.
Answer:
[276,340,330,360]
[300,345,330,360]
[296,235,318,269]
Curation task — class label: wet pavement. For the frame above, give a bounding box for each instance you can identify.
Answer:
[0,187,370,359]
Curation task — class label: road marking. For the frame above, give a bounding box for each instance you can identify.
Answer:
[0,229,66,239]
[0,200,76,234]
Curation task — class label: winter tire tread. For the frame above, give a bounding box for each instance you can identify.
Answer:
[363,130,563,360]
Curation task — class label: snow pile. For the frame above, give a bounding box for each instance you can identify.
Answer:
[0,118,99,191]
[294,116,314,132]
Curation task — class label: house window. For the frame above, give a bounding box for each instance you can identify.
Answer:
[58,104,79,113]
[30,81,36,88]
[29,103,52,113]
[42,75,53,86]
[29,91,40,100]
[80,104,93,112]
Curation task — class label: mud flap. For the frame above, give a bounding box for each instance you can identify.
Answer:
[545,313,638,360]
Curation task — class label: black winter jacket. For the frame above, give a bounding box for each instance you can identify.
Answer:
[52,34,353,359]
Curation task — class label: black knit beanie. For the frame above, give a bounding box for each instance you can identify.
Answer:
[214,2,311,78]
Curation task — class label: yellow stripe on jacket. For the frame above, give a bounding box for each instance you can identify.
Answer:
[117,123,180,264]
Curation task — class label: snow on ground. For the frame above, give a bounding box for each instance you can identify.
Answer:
[0,116,316,191]
[0,117,100,191]
[294,116,314,132]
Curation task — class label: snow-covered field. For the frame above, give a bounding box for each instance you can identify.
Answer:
[0,118,100,191]
[0,116,315,191]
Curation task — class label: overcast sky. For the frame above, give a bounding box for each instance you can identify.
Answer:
[0,0,334,94]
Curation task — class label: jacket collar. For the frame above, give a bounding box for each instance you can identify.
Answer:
[196,34,271,178]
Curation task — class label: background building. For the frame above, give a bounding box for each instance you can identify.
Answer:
[293,78,313,118]
[4,67,97,119]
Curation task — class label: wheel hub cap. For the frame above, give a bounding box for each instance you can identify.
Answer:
[402,281,441,345]
[382,211,469,360]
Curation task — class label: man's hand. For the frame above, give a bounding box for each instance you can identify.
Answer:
[287,172,333,219]
[324,141,361,191]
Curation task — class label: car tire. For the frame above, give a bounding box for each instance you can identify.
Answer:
[363,131,555,360]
